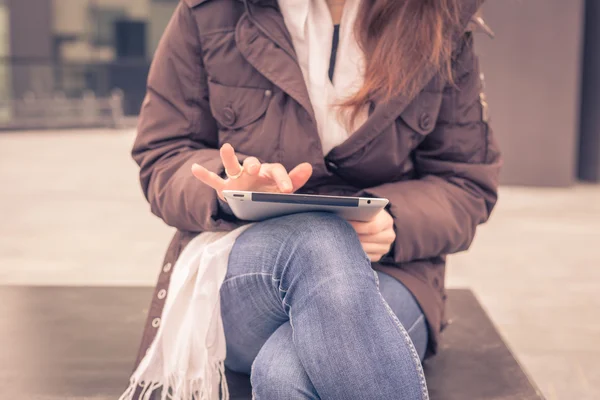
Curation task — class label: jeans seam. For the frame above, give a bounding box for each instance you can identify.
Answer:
[288,305,296,356]
[271,276,288,294]
[374,271,429,400]
[407,315,425,335]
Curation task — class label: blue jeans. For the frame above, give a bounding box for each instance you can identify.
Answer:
[220,213,429,399]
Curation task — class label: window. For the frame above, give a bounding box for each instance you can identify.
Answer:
[89,5,126,47]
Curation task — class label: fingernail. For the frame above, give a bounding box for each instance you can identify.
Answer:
[192,163,199,169]
[281,182,291,191]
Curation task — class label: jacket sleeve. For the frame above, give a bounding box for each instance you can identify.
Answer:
[132,3,245,232]
[360,33,502,263]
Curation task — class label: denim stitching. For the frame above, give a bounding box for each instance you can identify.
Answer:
[379,294,429,399]
[271,276,288,294]
[270,276,290,317]
[407,315,425,335]
[288,305,295,332]
[282,298,292,315]
[374,271,429,399]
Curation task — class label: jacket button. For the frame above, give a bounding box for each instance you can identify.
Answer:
[163,263,172,273]
[151,318,161,328]
[419,113,432,131]
[157,289,167,300]
[222,107,237,126]
[432,277,441,289]
[264,89,272,97]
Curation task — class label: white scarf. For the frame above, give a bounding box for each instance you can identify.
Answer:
[120,226,253,400]
[121,1,367,399]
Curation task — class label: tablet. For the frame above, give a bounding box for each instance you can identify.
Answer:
[222,190,389,222]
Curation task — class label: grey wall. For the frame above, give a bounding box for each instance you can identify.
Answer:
[476,0,585,186]
[7,0,52,59]
[148,1,178,58]
[7,0,53,98]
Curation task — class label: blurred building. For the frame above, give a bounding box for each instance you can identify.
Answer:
[0,0,178,116]
[0,0,599,185]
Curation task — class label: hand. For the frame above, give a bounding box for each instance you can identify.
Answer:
[191,143,313,201]
[348,209,396,262]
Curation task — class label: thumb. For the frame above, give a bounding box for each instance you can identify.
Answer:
[288,162,313,191]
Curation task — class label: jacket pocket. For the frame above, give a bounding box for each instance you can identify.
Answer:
[398,91,444,137]
[207,81,271,131]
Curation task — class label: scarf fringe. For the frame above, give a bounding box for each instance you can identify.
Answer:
[119,360,229,400]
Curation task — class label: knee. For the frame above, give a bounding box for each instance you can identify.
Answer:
[290,212,367,264]
[272,213,375,295]
[237,212,364,265]
[294,212,355,240]
[231,212,358,261]
[250,342,313,398]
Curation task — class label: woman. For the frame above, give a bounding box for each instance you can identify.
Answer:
[128,0,501,398]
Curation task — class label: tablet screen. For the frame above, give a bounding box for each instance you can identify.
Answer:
[251,192,359,207]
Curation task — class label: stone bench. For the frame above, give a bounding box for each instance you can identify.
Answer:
[0,287,544,399]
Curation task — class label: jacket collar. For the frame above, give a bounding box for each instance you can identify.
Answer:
[235,0,485,157]
[192,0,485,159]
[236,5,316,121]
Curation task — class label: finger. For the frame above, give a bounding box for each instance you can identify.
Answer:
[367,253,383,262]
[358,229,396,245]
[288,162,313,191]
[242,157,261,176]
[264,164,293,192]
[351,212,393,235]
[348,220,366,234]
[379,209,394,229]
[364,210,392,232]
[362,242,392,255]
[192,163,225,191]
[348,220,375,235]
[220,143,243,176]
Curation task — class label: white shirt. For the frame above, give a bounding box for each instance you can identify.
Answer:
[278,0,368,155]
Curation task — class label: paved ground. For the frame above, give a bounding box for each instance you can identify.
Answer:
[1,129,599,400]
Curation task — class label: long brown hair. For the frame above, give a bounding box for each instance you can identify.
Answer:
[341,0,463,121]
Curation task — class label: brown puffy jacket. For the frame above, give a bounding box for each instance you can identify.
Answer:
[132,0,501,366]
